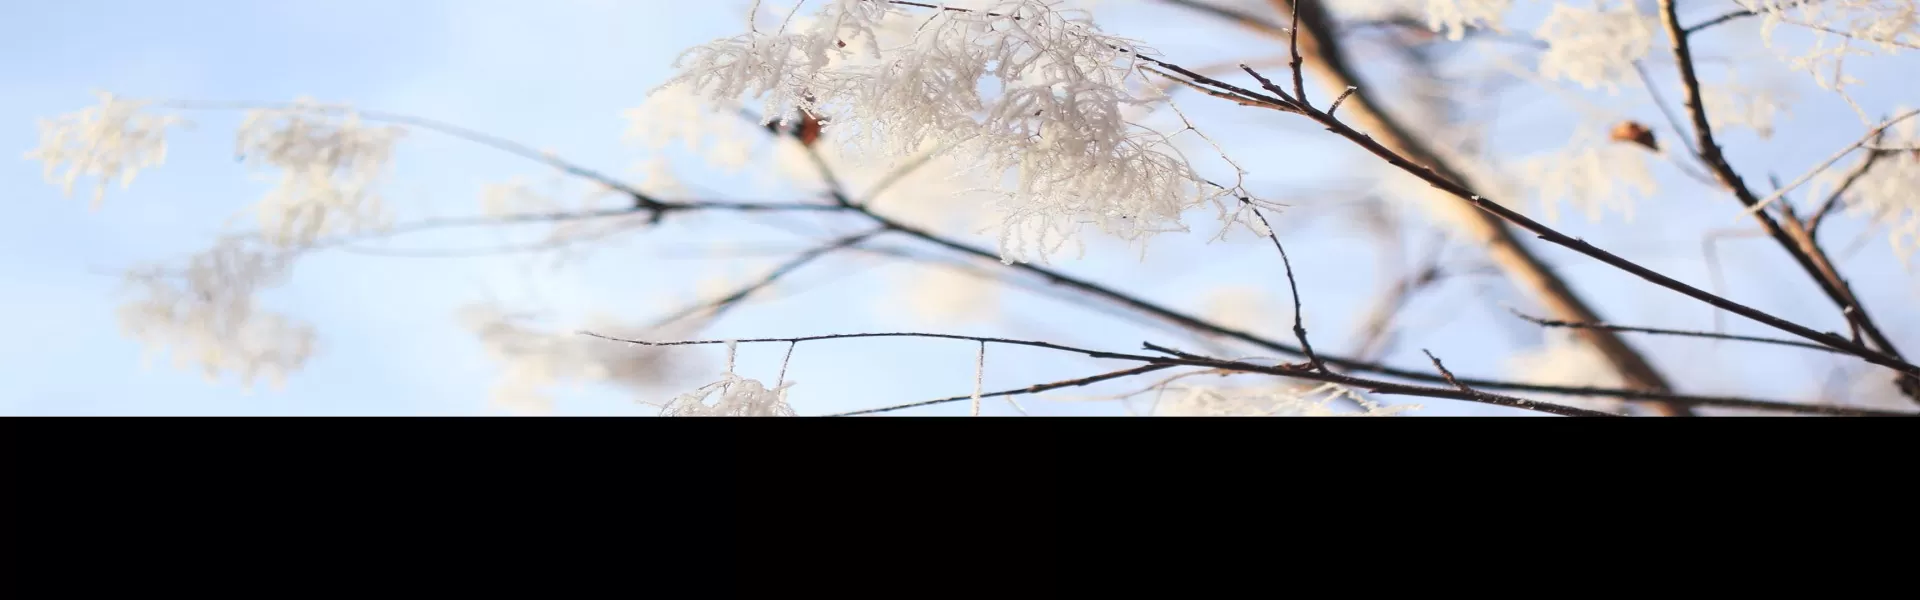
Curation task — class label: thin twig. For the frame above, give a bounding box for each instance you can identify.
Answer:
[1683,2,1809,34]
[1509,310,1846,355]
[842,187,1834,411]
[1327,86,1356,116]
[1229,44,1920,378]
[582,330,1613,416]
[1421,349,1470,392]
[1286,2,1308,106]
[645,228,884,329]
[832,364,1176,416]
[1744,110,1920,217]
[1655,0,1920,399]
[1247,205,1323,371]
[1809,138,1892,235]
[1199,0,1694,414]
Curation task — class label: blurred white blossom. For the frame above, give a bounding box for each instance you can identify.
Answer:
[1519,126,1658,223]
[1534,3,1654,92]
[1203,286,1281,338]
[1154,383,1415,416]
[116,238,315,389]
[480,176,560,217]
[1737,0,1919,91]
[1320,0,1426,22]
[901,266,1001,325]
[622,84,761,173]
[25,92,184,208]
[461,305,703,415]
[1824,114,1920,259]
[1425,0,1512,41]
[235,99,406,247]
[1701,78,1793,139]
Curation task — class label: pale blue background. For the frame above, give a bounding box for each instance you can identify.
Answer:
[3,0,1914,416]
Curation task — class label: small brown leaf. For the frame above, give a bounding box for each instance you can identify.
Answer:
[795,109,824,147]
[1610,120,1659,152]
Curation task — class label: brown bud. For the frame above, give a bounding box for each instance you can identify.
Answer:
[1610,120,1658,152]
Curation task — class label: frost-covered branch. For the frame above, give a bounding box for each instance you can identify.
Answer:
[30,0,1920,416]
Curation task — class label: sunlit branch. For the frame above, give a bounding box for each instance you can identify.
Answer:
[1654,0,1920,399]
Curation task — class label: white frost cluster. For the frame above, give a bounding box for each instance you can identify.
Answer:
[622,84,761,173]
[461,305,701,415]
[665,0,1221,263]
[662,372,797,417]
[116,238,315,389]
[1425,0,1512,41]
[1533,3,1654,92]
[1700,79,1793,139]
[1155,383,1416,416]
[1736,0,1920,91]
[24,91,184,208]
[1518,127,1658,223]
[1319,0,1426,22]
[235,99,406,248]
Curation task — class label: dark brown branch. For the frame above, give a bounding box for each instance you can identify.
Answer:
[159,84,1894,417]
[588,325,1908,416]
[645,228,884,328]
[1422,349,1470,392]
[1245,205,1324,371]
[1685,1,1816,34]
[1655,0,1920,400]
[837,188,1859,412]
[692,37,1890,414]
[832,364,1177,416]
[587,329,1616,416]
[1174,0,1694,415]
[1809,142,1893,235]
[1189,46,1920,379]
[580,329,1608,415]
[1510,310,1846,355]
[1285,2,1308,106]
[1326,86,1356,116]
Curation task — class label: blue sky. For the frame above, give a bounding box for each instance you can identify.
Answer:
[3,1,1916,416]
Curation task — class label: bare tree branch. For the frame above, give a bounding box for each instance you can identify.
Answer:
[1169,0,1696,414]
[1508,310,1847,355]
[1654,0,1920,401]
[831,364,1177,416]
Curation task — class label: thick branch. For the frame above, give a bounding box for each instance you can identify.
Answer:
[1655,0,1920,401]
[1154,1,1920,387]
[1234,0,1690,414]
